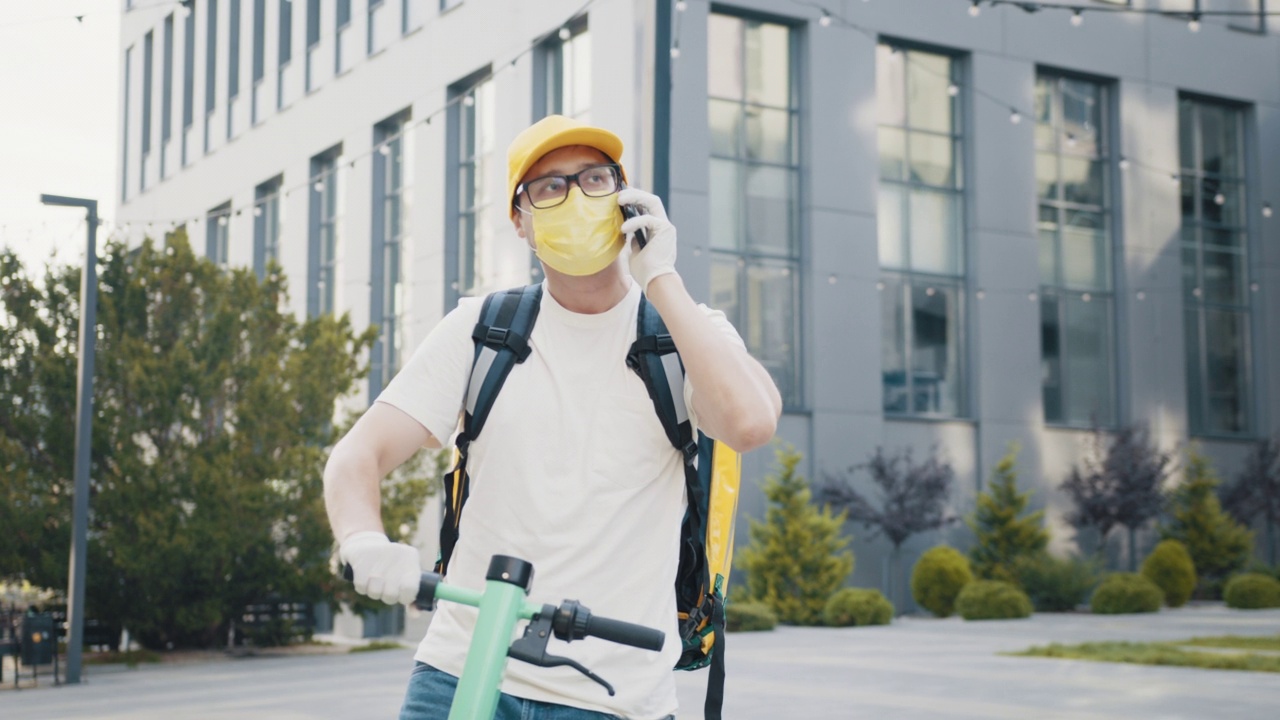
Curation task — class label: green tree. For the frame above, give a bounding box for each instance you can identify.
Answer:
[0,233,433,648]
[739,443,853,625]
[966,444,1049,583]
[1161,447,1253,598]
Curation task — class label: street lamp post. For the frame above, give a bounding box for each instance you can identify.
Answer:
[38,194,99,685]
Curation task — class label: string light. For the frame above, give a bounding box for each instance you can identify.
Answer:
[1118,157,1131,171]
[819,11,833,27]
[670,44,681,59]
[1263,203,1273,218]
[1070,9,1083,27]
[969,1,981,18]
[1010,109,1022,124]
[947,83,959,97]
[378,144,391,156]
[557,26,571,41]
[1188,14,1201,32]
[676,0,687,11]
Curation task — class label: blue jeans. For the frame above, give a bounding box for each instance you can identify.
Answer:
[400,662,669,720]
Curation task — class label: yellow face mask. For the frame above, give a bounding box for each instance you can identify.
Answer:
[530,187,625,277]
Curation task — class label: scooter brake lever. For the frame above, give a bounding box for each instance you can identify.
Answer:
[508,608,617,696]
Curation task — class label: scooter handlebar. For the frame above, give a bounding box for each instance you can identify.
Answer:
[340,564,440,611]
[583,614,665,653]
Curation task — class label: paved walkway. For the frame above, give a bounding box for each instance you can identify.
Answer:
[1,606,1277,719]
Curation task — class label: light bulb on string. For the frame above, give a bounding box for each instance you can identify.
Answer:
[313,180,324,192]
[947,83,959,97]
[462,94,475,107]
[676,0,687,11]
[670,44,681,59]
[819,11,833,27]
[1170,173,1181,186]
[1010,108,1022,125]
[1214,193,1226,206]
[378,144,391,156]
[1118,157,1131,171]
[1263,203,1273,218]
[253,206,263,217]
[217,215,228,227]
[1070,10,1083,27]
[557,26,571,41]
[1188,14,1201,32]
[1065,132,1077,148]
[968,1,981,18]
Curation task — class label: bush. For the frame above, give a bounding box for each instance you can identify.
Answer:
[725,601,778,632]
[911,546,973,617]
[1141,540,1197,608]
[739,444,854,625]
[823,588,893,627]
[1161,448,1254,598]
[966,444,1048,583]
[955,580,1033,620]
[1012,552,1098,612]
[1223,573,1280,610]
[1091,573,1163,614]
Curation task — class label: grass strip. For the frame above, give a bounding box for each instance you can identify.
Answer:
[1181,634,1280,651]
[1009,641,1280,673]
[83,649,163,666]
[349,640,405,653]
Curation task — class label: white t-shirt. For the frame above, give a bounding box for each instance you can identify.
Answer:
[376,279,744,719]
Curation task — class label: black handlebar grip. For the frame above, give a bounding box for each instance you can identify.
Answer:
[340,564,440,611]
[584,615,665,652]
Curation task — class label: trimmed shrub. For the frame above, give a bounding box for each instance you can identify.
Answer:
[725,601,778,632]
[1141,540,1197,608]
[1223,573,1280,610]
[1091,573,1163,615]
[955,580,1033,621]
[823,588,893,627]
[1012,552,1098,612]
[911,546,973,618]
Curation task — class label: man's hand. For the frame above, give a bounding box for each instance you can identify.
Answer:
[339,531,423,606]
[618,188,678,293]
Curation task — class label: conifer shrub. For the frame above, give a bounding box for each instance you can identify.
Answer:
[955,580,1033,620]
[1223,573,1280,610]
[911,546,973,617]
[1141,540,1197,608]
[1090,573,1163,614]
[725,600,778,632]
[823,588,893,627]
[1011,552,1098,612]
[966,444,1049,583]
[1161,447,1254,598]
[739,444,854,625]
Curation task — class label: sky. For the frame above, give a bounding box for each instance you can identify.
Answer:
[1,1,121,273]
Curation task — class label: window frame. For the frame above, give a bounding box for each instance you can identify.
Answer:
[707,11,806,411]
[445,68,494,309]
[876,39,969,420]
[253,174,284,280]
[1034,69,1120,429]
[369,109,412,395]
[1179,93,1256,438]
[206,201,232,266]
[308,145,343,317]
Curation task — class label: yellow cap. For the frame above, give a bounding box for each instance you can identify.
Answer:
[506,115,627,217]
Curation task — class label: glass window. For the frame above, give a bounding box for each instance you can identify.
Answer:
[371,111,411,394]
[707,14,801,408]
[162,14,174,150]
[253,175,283,279]
[1036,72,1116,427]
[1180,96,1252,436]
[309,147,341,316]
[536,17,590,123]
[229,0,241,100]
[142,30,154,190]
[184,5,195,131]
[877,43,966,417]
[206,201,231,266]
[449,74,495,302]
[252,0,265,83]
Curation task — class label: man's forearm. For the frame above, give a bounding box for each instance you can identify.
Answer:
[323,446,387,545]
[644,273,781,452]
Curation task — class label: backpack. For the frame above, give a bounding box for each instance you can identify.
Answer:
[435,283,740,720]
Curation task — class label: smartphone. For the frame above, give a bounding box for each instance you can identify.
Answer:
[620,204,649,249]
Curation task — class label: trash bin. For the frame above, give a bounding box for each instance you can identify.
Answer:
[21,614,55,666]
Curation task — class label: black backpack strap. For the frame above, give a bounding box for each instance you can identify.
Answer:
[627,295,723,719]
[705,601,726,720]
[437,284,542,575]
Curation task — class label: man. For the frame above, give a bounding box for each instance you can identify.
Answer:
[324,115,781,719]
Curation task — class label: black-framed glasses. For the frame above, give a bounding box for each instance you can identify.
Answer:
[516,164,622,209]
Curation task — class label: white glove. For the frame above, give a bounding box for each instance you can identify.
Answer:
[618,188,678,293]
[339,531,422,606]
